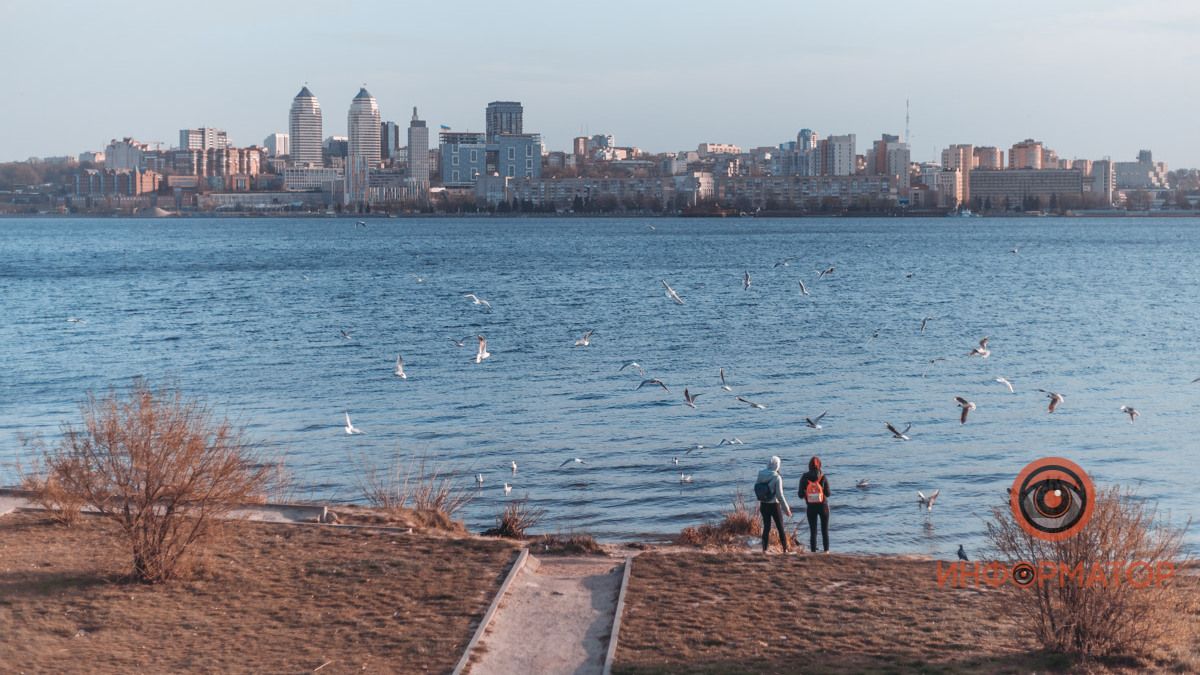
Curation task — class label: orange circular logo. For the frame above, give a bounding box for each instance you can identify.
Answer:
[1010,457,1095,542]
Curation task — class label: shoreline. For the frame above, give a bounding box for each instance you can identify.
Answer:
[1,210,1196,220]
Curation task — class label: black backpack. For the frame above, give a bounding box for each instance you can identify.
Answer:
[754,476,775,502]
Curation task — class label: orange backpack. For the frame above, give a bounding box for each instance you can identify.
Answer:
[804,473,825,504]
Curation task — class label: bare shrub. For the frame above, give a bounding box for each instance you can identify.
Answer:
[677,488,764,549]
[483,498,545,539]
[535,532,605,555]
[987,485,1195,661]
[42,383,278,583]
[357,452,474,531]
[17,458,85,525]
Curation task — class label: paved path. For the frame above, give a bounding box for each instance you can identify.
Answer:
[467,556,623,675]
[0,490,326,524]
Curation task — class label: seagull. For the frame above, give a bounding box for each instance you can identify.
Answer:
[475,473,484,486]
[797,279,810,296]
[773,258,793,268]
[339,329,353,340]
[647,224,656,231]
[66,317,86,324]
[817,266,835,279]
[736,396,766,409]
[574,329,594,347]
[855,479,871,489]
[955,396,976,424]
[1120,405,1139,424]
[411,273,424,283]
[449,337,469,347]
[680,473,693,484]
[463,293,492,309]
[743,271,751,290]
[662,280,685,305]
[717,438,744,446]
[511,461,518,474]
[920,317,934,333]
[885,422,912,440]
[683,388,701,408]
[343,412,364,435]
[719,368,732,391]
[394,354,407,379]
[995,377,1014,393]
[805,411,828,429]
[504,483,512,495]
[917,489,940,511]
[1010,245,1020,254]
[1037,389,1065,413]
[968,337,991,358]
[904,271,915,279]
[922,358,947,377]
[474,335,491,363]
[957,545,969,561]
[637,378,670,392]
[672,457,679,465]
[559,458,586,468]
[1192,376,1200,383]
[684,444,705,454]
[619,361,647,376]
[354,220,367,228]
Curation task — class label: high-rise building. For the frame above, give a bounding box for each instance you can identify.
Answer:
[440,131,488,187]
[346,87,381,206]
[105,138,149,171]
[486,101,523,139]
[817,134,855,176]
[572,136,588,161]
[179,128,229,151]
[1009,139,1044,170]
[973,146,1004,170]
[406,107,430,197]
[941,144,974,204]
[868,134,911,196]
[263,133,290,158]
[381,121,400,162]
[289,87,323,167]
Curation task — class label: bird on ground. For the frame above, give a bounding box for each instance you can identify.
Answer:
[619,361,647,376]
[817,266,835,279]
[1120,405,1139,423]
[805,411,828,429]
[449,336,469,347]
[511,461,518,474]
[955,397,976,424]
[968,337,991,358]
[922,358,947,377]
[394,354,407,379]
[918,490,940,511]
[1037,389,1065,413]
[504,483,512,496]
[463,293,492,309]
[339,329,353,340]
[662,280,685,305]
[797,279,810,296]
[574,329,594,347]
[736,396,766,409]
[683,388,701,409]
[995,377,1014,393]
[920,317,934,333]
[559,458,587,468]
[344,412,364,435]
[680,473,693,484]
[637,378,670,392]
[957,545,969,561]
[66,317,86,324]
[856,479,871,489]
[474,335,491,363]
[743,271,751,290]
[719,368,732,392]
[885,422,912,441]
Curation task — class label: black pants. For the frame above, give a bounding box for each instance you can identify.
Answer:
[759,502,787,552]
[807,502,829,552]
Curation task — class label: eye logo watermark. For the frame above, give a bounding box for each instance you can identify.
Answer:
[1009,456,1095,542]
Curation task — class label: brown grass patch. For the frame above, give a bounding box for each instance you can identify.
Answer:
[534,533,606,556]
[483,498,546,539]
[0,510,518,672]
[612,551,1200,674]
[676,490,800,552]
[356,453,474,535]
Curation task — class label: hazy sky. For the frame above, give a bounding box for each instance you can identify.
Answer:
[2,0,1198,166]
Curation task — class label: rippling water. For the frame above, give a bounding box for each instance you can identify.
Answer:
[1,216,1197,555]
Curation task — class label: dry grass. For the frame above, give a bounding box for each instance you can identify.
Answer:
[676,490,800,552]
[0,510,519,673]
[483,498,546,539]
[987,486,1197,660]
[534,533,606,556]
[612,551,1200,674]
[357,452,474,532]
[17,461,84,526]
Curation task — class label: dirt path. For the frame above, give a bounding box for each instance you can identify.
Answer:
[467,555,623,675]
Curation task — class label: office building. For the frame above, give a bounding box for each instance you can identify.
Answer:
[973,146,1004,170]
[817,134,856,176]
[1009,139,1044,169]
[969,169,1083,209]
[346,87,381,206]
[105,138,149,171]
[381,121,400,162]
[869,134,911,196]
[289,86,324,167]
[179,128,229,151]
[941,144,974,204]
[1114,150,1168,189]
[492,133,541,179]
[440,131,488,187]
[485,101,523,139]
[407,107,430,198]
[263,133,290,158]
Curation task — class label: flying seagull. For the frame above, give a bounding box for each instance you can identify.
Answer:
[736,396,766,409]
[968,337,991,359]
[680,473,694,484]
[449,336,469,347]
[683,388,701,409]
[773,258,793,268]
[743,271,751,290]
[717,438,744,446]
[474,335,491,363]
[354,220,367,228]
[463,293,492,309]
[917,489,940,511]
[920,317,934,333]
[1120,405,1139,424]
[855,479,871,489]
[719,368,732,391]
[922,357,947,377]
[637,378,670,392]
[411,273,425,283]
[957,545,969,561]
[817,266,835,279]
[805,411,828,429]
[797,279,810,296]
[619,361,647,376]
[559,458,587,468]
[1192,377,1200,383]
[885,422,912,441]
[955,396,976,424]
[1037,389,1065,413]
[66,317,86,324]
[394,354,407,379]
[339,329,353,340]
[995,377,1014,393]
[662,280,685,305]
[344,412,364,435]
[574,329,594,347]
[684,444,705,454]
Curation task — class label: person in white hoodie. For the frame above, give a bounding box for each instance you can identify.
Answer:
[754,456,793,553]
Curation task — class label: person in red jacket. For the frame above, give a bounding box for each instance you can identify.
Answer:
[799,456,831,553]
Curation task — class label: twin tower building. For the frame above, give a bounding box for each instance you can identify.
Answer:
[287,86,429,206]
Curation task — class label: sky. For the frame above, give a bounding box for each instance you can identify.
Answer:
[1,0,1198,166]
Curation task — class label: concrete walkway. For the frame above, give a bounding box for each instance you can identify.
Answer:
[0,490,327,524]
[466,555,623,675]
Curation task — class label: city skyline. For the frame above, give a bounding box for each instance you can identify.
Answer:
[2,0,1199,166]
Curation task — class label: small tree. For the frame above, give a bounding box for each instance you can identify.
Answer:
[44,383,278,582]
